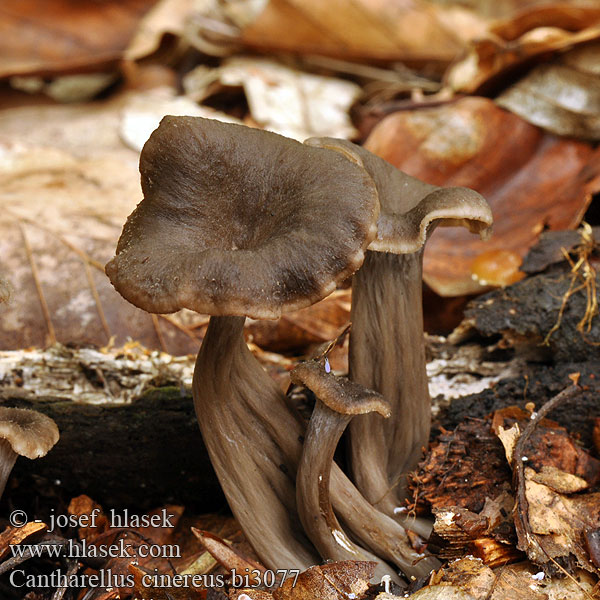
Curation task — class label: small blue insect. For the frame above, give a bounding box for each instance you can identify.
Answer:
[324,357,331,373]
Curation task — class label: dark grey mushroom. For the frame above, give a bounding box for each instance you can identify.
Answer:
[0,407,59,499]
[292,360,439,580]
[106,116,379,571]
[306,138,493,528]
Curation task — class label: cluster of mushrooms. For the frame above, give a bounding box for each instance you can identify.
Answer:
[106,117,492,582]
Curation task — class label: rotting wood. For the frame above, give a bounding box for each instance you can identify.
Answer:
[0,338,534,513]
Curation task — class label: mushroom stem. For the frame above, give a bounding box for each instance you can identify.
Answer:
[330,468,439,577]
[193,315,318,571]
[0,439,17,498]
[195,318,433,577]
[349,249,431,528]
[297,400,400,582]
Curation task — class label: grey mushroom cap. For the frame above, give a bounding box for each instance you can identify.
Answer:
[106,117,380,320]
[0,407,59,459]
[291,361,391,417]
[304,137,493,253]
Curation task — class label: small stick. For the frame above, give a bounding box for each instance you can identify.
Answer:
[513,377,581,544]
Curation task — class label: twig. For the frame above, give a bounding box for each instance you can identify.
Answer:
[0,537,69,575]
[51,557,80,600]
[511,378,598,599]
[513,378,582,544]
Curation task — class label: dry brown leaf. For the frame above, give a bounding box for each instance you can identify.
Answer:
[239,0,488,63]
[419,559,598,599]
[78,504,185,598]
[191,528,266,584]
[429,557,497,598]
[446,4,600,94]
[230,590,274,600]
[125,0,205,61]
[364,97,600,296]
[497,41,600,140]
[521,469,600,573]
[272,561,375,600]
[491,406,600,485]
[0,95,204,354]
[409,585,477,599]
[120,86,242,152]
[68,494,110,542]
[0,522,47,561]
[184,57,360,140]
[530,465,589,494]
[0,0,158,78]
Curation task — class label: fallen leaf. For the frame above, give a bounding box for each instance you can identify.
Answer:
[230,590,273,600]
[191,529,265,585]
[519,468,600,573]
[408,584,477,599]
[418,559,597,599]
[125,0,205,61]
[0,95,205,354]
[272,561,375,600]
[239,0,488,64]
[78,504,185,598]
[0,0,158,78]
[530,465,589,494]
[364,97,600,296]
[184,57,360,140]
[429,557,497,598]
[497,41,600,140]
[68,495,110,542]
[11,72,119,103]
[446,4,600,94]
[245,289,351,353]
[120,87,242,152]
[491,406,600,485]
[497,423,521,465]
[0,522,47,560]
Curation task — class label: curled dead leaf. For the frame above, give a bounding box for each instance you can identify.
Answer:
[446,4,600,94]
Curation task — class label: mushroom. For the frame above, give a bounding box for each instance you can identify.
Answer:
[106,116,380,571]
[305,137,493,524]
[292,360,438,580]
[291,360,393,577]
[0,407,60,498]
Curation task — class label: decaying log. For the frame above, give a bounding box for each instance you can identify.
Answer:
[0,344,223,512]
[0,339,517,513]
